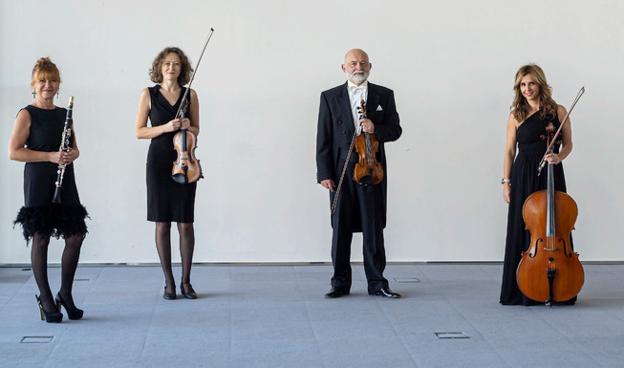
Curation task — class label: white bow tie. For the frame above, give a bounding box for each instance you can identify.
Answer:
[349,85,365,92]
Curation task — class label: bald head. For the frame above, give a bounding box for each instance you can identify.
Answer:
[342,48,372,85]
[344,48,369,63]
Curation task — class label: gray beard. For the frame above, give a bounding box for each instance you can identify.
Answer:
[345,71,368,85]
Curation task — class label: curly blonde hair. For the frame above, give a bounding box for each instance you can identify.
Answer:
[511,64,558,122]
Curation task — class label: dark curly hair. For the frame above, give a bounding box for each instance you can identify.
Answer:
[149,47,193,86]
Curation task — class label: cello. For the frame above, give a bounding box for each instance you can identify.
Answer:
[516,87,585,305]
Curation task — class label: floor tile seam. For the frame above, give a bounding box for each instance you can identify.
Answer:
[6,272,34,306]
[41,326,70,368]
[227,265,232,361]
[411,265,434,284]
[297,282,327,368]
[137,295,159,361]
[290,267,326,367]
[73,267,103,307]
[533,309,608,367]
[479,263,502,276]
[395,335,424,368]
[446,297,514,368]
[373,296,419,367]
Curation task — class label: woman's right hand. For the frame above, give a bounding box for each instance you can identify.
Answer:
[163,118,182,132]
[503,184,511,203]
[48,151,61,164]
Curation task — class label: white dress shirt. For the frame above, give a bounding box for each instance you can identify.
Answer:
[347,80,368,135]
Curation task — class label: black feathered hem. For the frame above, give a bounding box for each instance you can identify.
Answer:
[13,204,89,243]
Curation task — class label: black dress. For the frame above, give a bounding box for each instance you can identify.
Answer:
[500,110,574,305]
[145,85,196,223]
[14,105,88,241]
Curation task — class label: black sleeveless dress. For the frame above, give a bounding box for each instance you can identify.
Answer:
[145,85,196,223]
[499,110,575,305]
[13,105,88,241]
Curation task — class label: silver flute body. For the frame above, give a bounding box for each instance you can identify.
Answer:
[52,96,74,204]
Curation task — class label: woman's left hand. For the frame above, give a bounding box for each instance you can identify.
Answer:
[544,153,561,164]
[180,118,191,130]
[60,148,79,165]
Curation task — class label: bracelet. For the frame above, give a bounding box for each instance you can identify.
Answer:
[501,178,511,184]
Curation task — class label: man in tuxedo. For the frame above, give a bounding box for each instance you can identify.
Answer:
[316,48,402,299]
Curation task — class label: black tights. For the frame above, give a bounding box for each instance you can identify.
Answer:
[31,233,84,312]
[155,222,195,294]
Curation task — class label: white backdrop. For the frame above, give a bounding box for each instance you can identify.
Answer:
[1,0,622,264]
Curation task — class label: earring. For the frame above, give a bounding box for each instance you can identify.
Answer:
[32,91,36,98]
[56,91,60,100]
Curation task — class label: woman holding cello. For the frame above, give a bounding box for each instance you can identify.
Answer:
[500,64,576,306]
[135,47,200,300]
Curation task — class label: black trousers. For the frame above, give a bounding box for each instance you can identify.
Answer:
[331,180,388,294]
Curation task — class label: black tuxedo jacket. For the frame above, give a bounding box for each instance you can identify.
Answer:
[316,81,402,230]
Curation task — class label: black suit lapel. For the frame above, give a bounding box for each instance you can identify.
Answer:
[338,82,355,136]
[366,83,380,119]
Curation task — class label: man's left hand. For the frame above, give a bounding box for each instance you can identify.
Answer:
[360,118,375,134]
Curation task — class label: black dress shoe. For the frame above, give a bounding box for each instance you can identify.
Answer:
[180,284,197,299]
[163,286,177,300]
[372,287,401,299]
[325,289,350,298]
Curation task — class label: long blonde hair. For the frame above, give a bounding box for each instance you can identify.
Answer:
[511,64,558,122]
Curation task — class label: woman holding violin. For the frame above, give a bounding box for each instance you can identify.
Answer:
[135,47,200,300]
[500,64,575,306]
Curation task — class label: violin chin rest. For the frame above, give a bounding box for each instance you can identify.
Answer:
[171,174,188,184]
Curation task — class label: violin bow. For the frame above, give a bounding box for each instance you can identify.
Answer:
[175,27,215,120]
[331,99,365,214]
[537,86,585,176]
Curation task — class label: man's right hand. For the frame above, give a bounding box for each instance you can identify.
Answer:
[320,179,336,191]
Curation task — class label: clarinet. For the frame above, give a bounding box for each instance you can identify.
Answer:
[52,96,74,204]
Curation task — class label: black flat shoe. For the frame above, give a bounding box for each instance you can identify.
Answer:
[181,284,197,299]
[163,286,177,300]
[55,292,84,320]
[325,288,350,298]
[371,287,401,299]
[36,295,63,323]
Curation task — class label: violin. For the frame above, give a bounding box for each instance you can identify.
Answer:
[353,99,384,185]
[172,101,202,184]
[170,28,214,184]
[516,87,585,305]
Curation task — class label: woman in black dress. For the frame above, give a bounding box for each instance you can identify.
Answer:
[500,64,574,305]
[8,57,88,322]
[135,47,200,300]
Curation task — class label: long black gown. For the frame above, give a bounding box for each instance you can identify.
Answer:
[13,105,88,241]
[499,110,575,306]
[145,85,196,223]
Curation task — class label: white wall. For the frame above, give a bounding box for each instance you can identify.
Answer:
[1,0,622,264]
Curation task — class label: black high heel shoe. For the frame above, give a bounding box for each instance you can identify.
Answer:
[180,284,197,299]
[36,295,63,323]
[55,293,84,320]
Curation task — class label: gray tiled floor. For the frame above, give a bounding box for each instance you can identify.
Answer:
[1,264,624,367]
